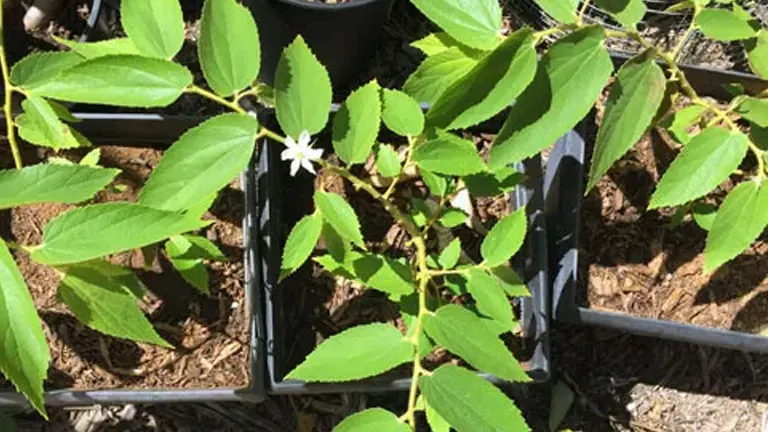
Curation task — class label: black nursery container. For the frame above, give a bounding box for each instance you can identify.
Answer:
[244,0,395,92]
[544,64,768,353]
[0,114,266,408]
[257,110,551,395]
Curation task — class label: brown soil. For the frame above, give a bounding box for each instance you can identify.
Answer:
[580,125,768,333]
[0,145,250,391]
[271,133,533,383]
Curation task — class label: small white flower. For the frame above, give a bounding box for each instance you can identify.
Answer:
[281,131,323,176]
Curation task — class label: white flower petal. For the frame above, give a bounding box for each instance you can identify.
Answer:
[298,130,311,148]
[284,135,299,151]
[290,158,301,177]
[306,146,324,160]
[281,147,297,161]
[301,158,317,175]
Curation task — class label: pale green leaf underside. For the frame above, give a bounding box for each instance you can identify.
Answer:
[333,408,411,432]
[375,144,402,178]
[481,208,527,267]
[0,164,118,209]
[199,0,261,97]
[286,323,412,382]
[410,0,502,50]
[314,191,365,248]
[31,203,208,266]
[21,96,84,150]
[0,239,49,416]
[122,0,184,59]
[412,130,486,175]
[139,113,259,211]
[333,81,382,165]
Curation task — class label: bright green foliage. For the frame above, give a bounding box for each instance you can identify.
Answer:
[422,170,451,197]
[55,37,140,58]
[333,408,411,432]
[31,203,208,266]
[31,55,192,107]
[20,96,85,150]
[403,48,478,104]
[463,167,523,197]
[166,234,225,294]
[424,305,527,381]
[10,51,83,89]
[426,28,537,131]
[594,0,647,29]
[736,97,768,127]
[481,208,527,267]
[420,365,530,431]
[491,265,530,297]
[411,32,483,57]
[333,81,382,165]
[58,263,171,347]
[74,260,148,299]
[425,400,451,432]
[438,208,467,228]
[286,323,412,382]
[489,26,613,169]
[746,31,768,79]
[0,240,49,417]
[0,164,118,209]
[467,268,515,330]
[412,130,486,175]
[705,180,768,271]
[275,36,333,137]
[438,238,462,269]
[199,0,261,96]
[381,89,424,136]
[374,144,401,178]
[649,128,749,208]
[314,191,366,249]
[662,105,707,145]
[315,251,414,299]
[139,114,259,211]
[409,0,501,50]
[80,149,101,167]
[587,51,666,192]
[696,8,758,41]
[122,0,184,59]
[692,202,718,231]
[16,112,90,149]
[281,212,323,278]
[532,0,579,23]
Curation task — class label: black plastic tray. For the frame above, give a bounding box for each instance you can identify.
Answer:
[0,114,266,407]
[256,111,551,395]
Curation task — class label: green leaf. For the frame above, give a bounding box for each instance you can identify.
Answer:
[410,0,501,50]
[400,293,436,357]
[410,198,432,227]
[736,97,768,127]
[426,402,451,432]
[275,36,333,137]
[411,32,483,57]
[31,203,208,266]
[438,238,461,269]
[662,105,707,145]
[16,113,90,149]
[374,144,401,178]
[696,8,758,41]
[333,81,382,165]
[316,251,414,298]
[422,170,450,197]
[746,30,768,79]
[333,408,410,432]
[549,381,576,432]
[47,100,80,123]
[286,323,412,381]
[692,202,717,231]
[490,265,530,297]
[58,263,171,347]
[381,89,424,136]
[139,114,259,211]
[20,96,85,150]
[412,130,486,175]
[403,48,478,104]
[74,260,148,299]
[322,222,350,262]
[533,0,579,23]
[594,0,647,29]
[185,193,218,221]
[489,26,613,169]
[314,191,365,248]
[55,37,140,58]
[467,268,515,330]
[199,0,261,97]
[481,208,527,267]
[10,51,83,89]
[587,51,666,192]
[0,239,49,417]
[463,167,523,197]
[281,212,323,277]
[31,55,192,107]
[421,365,530,431]
[80,148,101,166]
[704,180,768,271]
[426,28,537,130]
[122,0,183,58]
[0,164,118,209]
[165,234,224,295]
[649,128,749,208]
[438,208,467,228]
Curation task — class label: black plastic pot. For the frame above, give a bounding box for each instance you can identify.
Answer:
[256,110,550,395]
[544,66,768,353]
[0,114,266,408]
[244,0,395,92]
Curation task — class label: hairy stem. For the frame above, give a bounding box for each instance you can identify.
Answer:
[0,3,23,169]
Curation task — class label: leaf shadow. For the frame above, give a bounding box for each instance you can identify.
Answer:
[694,241,768,307]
